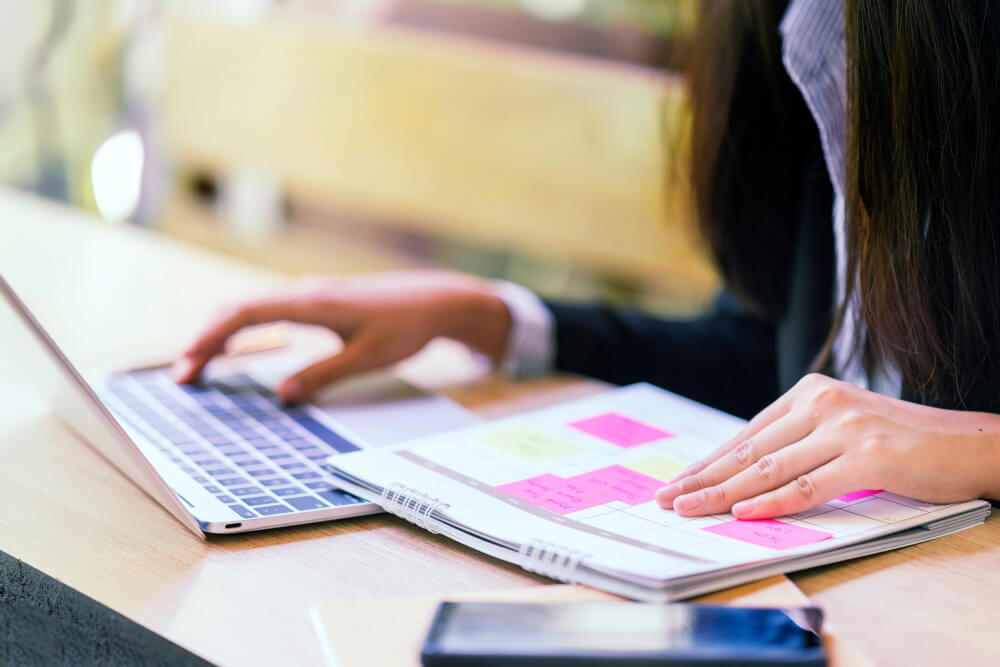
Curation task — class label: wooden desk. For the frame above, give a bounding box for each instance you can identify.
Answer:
[0,189,571,665]
[0,187,971,667]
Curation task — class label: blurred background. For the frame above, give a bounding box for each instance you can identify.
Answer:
[0,0,717,317]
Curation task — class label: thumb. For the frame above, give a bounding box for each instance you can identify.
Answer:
[276,336,384,403]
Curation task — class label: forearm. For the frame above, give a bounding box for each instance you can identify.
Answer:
[917,407,1000,501]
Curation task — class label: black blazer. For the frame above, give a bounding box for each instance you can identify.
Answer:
[544,144,835,421]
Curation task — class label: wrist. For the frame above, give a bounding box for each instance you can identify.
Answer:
[970,416,1000,500]
[437,284,512,364]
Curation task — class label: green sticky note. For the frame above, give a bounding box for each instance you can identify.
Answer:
[481,426,583,462]
[625,456,685,482]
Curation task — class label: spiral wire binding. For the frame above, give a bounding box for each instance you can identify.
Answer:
[380,483,449,534]
[518,539,587,584]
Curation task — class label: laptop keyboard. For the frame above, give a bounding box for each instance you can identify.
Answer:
[97,369,365,520]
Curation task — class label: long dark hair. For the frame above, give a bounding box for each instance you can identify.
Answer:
[689,0,1000,411]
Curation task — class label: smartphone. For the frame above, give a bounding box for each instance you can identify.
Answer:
[421,602,826,666]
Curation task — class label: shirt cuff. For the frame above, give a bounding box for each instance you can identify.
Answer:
[492,280,555,378]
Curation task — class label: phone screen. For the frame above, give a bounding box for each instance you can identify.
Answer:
[423,602,825,665]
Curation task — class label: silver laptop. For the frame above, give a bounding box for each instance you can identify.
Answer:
[1,274,476,536]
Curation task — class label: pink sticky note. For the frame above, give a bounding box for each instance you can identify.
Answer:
[837,489,883,502]
[568,413,672,448]
[496,474,565,503]
[703,519,833,551]
[568,465,664,506]
[496,474,604,515]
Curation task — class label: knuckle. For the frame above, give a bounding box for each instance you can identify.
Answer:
[709,484,730,506]
[798,373,825,390]
[755,455,778,482]
[793,475,816,500]
[808,383,847,410]
[686,473,707,492]
[241,299,275,323]
[835,409,867,431]
[220,304,252,330]
[732,440,755,466]
[860,435,887,459]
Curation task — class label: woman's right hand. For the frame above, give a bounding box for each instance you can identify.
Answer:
[172,271,512,402]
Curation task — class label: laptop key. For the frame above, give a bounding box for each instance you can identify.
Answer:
[216,477,250,487]
[285,496,328,511]
[255,504,292,516]
[318,489,364,506]
[216,495,235,503]
[243,495,279,507]
[272,487,303,497]
[292,471,322,481]
[205,485,221,494]
[192,458,222,467]
[305,481,331,491]
[299,448,326,457]
[231,486,263,497]
[288,411,360,454]
[228,505,256,519]
[259,478,289,487]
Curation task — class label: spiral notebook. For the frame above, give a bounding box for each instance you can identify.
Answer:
[324,383,991,601]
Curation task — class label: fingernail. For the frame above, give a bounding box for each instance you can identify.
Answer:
[733,499,756,517]
[172,358,193,382]
[675,492,703,512]
[278,378,304,404]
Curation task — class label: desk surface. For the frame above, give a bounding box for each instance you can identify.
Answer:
[0,188,993,666]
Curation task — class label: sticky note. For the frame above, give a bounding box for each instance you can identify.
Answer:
[625,456,686,482]
[568,465,664,506]
[481,426,583,462]
[837,489,883,503]
[568,413,673,448]
[496,474,602,515]
[496,474,565,503]
[703,519,833,550]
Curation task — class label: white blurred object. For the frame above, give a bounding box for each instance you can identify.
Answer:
[221,163,285,243]
[91,129,145,222]
[518,0,588,22]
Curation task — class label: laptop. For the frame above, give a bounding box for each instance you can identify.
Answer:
[1,274,478,537]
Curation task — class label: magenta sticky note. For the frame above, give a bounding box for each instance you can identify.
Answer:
[703,519,833,550]
[568,413,672,448]
[837,489,883,502]
[496,474,565,503]
[496,474,603,515]
[568,465,664,506]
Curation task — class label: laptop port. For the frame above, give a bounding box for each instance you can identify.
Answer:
[225,522,242,529]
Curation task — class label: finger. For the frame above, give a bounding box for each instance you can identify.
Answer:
[657,405,815,509]
[173,297,321,383]
[276,334,385,402]
[671,433,838,517]
[729,457,861,520]
[665,388,799,486]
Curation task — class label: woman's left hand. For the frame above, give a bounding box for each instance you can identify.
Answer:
[655,373,1000,519]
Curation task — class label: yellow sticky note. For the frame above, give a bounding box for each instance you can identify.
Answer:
[625,456,685,482]
[481,427,583,462]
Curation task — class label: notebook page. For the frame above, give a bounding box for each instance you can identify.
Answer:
[328,384,988,586]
